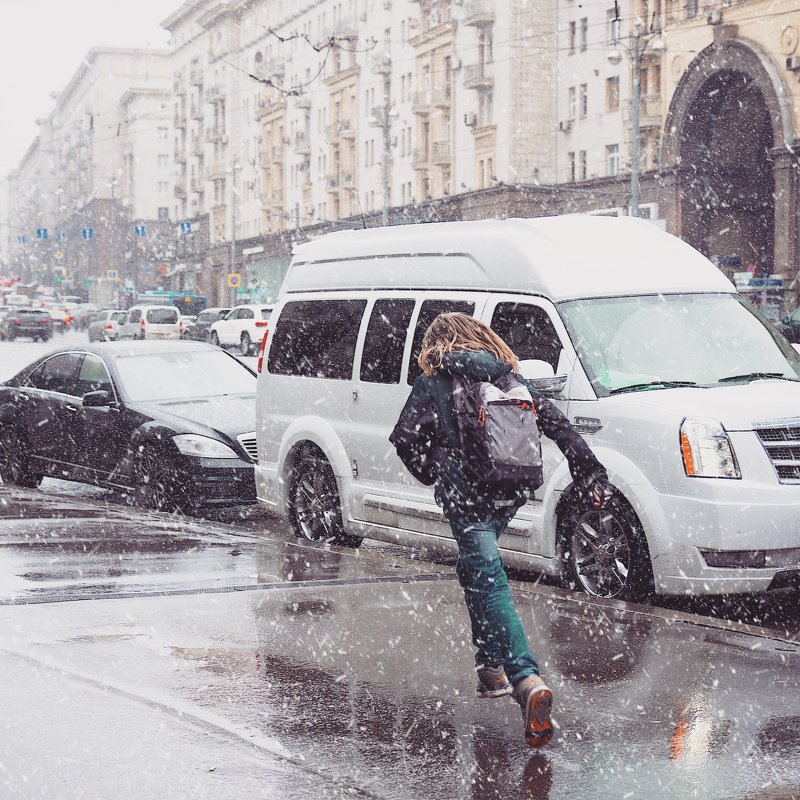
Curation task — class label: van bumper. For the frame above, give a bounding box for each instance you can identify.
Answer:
[255,461,282,511]
[650,486,800,595]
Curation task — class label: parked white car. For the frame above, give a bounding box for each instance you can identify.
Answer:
[118,305,181,340]
[87,309,127,342]
[209,304,272,355]
[255,216,800,600]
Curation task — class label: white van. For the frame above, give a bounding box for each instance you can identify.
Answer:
[118,305,180,340]
[255,217,800,599]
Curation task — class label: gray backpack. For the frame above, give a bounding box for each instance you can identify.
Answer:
[452,373,544,491]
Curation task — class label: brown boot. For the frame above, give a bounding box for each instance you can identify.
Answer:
[513,675,554,747]
[475,663,513,699]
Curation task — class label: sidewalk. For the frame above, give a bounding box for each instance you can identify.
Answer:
[1,533,799,799]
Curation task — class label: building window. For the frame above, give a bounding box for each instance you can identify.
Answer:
[158,207,170,220]
[651,64,662,95]
[579,84,588,118]
[568,86,576,119]
[606,76,620,112]
[579,150,587,180]
[158,181,169,193]
[157,154,169,167]
[568,21,576,54]
[687,0,698,16]
[580,18,588,51]
[568,151,575,183]
[157,127,169,140]
[606,144,620,176]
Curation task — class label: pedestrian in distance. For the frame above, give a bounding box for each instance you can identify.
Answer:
[390,312,612,747]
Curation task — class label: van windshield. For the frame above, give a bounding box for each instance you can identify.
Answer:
[559,293,800,396]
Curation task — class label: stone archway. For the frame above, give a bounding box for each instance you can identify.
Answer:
[663,36,796,276]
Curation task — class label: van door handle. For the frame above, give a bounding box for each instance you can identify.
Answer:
[18,393,30,402]
[352,388,358,401]
[65,405,79,413]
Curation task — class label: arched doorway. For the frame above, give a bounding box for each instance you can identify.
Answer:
[663,39,795,277]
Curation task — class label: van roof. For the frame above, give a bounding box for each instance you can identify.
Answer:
[287,216,734,302]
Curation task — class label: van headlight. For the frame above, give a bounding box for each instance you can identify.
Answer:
[680,417,740,479]
[172,434,238,459]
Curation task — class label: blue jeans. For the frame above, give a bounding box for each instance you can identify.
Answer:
[450,511,539,686]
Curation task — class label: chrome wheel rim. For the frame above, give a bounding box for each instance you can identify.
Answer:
[571,508,631,598]
[293,466,337,541]
[139,449,172,509]
[240,334,251,356]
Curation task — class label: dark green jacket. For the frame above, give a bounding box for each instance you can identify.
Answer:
[390,351,607,521]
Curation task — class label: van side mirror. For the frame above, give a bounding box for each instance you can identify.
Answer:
[518,359,568,397]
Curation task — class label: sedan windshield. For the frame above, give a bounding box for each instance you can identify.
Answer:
[115,350,256,402]
[559,293,800,396]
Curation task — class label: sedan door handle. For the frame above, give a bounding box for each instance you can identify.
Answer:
[65,405,79,413]
[18,393,30,402]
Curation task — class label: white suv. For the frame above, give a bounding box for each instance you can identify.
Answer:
[118,305,181,340]
[209,305,272,355]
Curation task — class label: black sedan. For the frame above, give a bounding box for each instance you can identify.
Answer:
[0,341,257,512]
[186,307,231,342]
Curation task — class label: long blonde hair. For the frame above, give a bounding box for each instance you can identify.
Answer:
[417,312,520,377]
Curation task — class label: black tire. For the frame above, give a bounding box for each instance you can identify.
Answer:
[558,490,653,601]
[288,448,362,548]
[41,333,50,342]
[135,445,193,514]
[210,331,220,347]
[240,332,253,356]
[0,426,42,488]
[7,333,15,342]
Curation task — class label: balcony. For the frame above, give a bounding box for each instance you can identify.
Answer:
[372,54,392,75]
[174,146,187,164]
[412,92,431,115]
[295,94,312,110]
[463,0,495,26]
[189,65,204,86]
[205,126,226,143]
[338,119,356,139]
[295,132,311,155]
[326,17,357,38]
[207,162,225,180]
[412,148,429,170]
[623,94,663,129]
[432,87,452,108]
[431,140,451,164]
[174,181,187,198]
[463,63,494,90]
[190,178,203,193]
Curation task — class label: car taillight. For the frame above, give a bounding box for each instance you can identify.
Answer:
[105,324,114,329]
[257,328,269,374]
[255,320,269,328]
[10,317,20,324]
[140,319,145,332]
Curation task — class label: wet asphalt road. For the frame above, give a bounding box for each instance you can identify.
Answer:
[2,332,800,798]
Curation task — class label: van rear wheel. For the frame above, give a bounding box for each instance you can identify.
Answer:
[559,491,653,601]
[289,450,362,548]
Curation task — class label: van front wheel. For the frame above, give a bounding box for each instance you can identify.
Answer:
[289,451,362,548]
[559,492,653,602]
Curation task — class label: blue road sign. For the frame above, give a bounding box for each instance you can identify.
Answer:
[179,221,192,234]
[134,224,147,237]
[16,236,26,244]
[82,228,95,240]
[56,232,66,241]
[36,228,48,240]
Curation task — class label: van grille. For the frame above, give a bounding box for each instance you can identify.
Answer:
[755,423,800,483]
[236,432,258,463]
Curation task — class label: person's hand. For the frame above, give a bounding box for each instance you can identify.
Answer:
[590,477,613,509]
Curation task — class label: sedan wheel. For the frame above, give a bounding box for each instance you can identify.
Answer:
[561,494,652,601]
[240,332,253,356]
[0,427,42,488]
[135,446,192,513]
[210,331,220,347]
[289,450,362,548]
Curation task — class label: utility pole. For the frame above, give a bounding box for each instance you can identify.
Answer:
[630,27,641,218]
[228,161,240,307]
[381,71,391,226]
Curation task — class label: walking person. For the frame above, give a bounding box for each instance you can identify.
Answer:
[390,313,612,747]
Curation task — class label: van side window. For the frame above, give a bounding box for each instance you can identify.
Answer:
[491,303,563,372]
[268,299,367,380]
[407,299,475,384]
[360,299,415,384]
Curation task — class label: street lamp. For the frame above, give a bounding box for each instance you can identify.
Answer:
[226,161,242,306]
[608,23,665,217]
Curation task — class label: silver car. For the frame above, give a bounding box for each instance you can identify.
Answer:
[87,309,127,342]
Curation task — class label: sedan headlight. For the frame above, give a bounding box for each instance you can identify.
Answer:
[680,417,740,479]
[172,434,238,459]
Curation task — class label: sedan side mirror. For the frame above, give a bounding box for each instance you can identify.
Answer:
[83,390,112,408]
